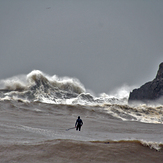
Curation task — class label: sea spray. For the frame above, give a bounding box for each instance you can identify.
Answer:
[0,75,27,91]
[27,70,86,94]
[0,70,163,124]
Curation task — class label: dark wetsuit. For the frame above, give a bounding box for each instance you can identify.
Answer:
[75,117,83,131]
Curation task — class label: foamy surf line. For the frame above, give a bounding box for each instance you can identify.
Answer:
[103,103,163,124]
[91,139,163,151]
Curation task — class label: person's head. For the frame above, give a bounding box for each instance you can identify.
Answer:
[78,116,80,119]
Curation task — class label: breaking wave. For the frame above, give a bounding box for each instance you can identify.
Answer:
[0,70,163,124]
[0,70,128,105]
[0,70,86,103]
[103,103,163,124]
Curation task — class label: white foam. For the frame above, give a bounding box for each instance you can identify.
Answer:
[140,140,162,151]
[0,75,27,90]
[104,104,163,124]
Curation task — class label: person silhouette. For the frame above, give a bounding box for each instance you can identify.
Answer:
[75,116,83,131]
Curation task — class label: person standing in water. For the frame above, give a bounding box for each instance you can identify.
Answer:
[75,116,83,131]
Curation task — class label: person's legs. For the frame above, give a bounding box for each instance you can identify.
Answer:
[79,125,81,131]
[76,125,79,130]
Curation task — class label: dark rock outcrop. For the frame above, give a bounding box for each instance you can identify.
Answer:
[128,62,163,103]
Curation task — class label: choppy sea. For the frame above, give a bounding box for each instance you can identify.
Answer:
[0,70,163,163]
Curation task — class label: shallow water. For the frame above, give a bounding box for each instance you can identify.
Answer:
[0,101,163,163]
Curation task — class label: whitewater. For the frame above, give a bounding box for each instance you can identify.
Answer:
[0,70,163,163]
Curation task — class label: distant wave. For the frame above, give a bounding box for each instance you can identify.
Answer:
[0,70,163,124]
[0,70,86,103]
[0,70,85,93]
[27,70,86,94]
[0,70,129,105]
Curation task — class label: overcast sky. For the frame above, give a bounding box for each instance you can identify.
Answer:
[0,0,163,94]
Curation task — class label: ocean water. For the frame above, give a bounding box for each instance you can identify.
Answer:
[0,70,163,163]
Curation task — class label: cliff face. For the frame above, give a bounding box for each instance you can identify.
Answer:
[128,62,163,103]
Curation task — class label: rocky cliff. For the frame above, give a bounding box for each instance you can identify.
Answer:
[128,62,163,103]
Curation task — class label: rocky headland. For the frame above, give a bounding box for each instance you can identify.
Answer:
[128,62,163,104]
